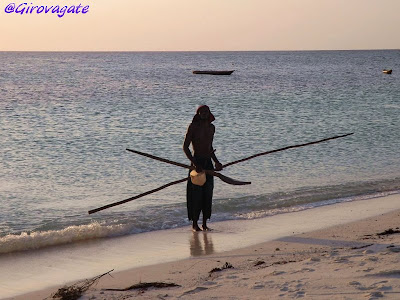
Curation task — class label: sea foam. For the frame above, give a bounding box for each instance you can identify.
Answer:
[0,222,132,254]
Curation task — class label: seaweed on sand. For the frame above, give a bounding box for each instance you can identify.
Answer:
[104,282,181,291]
[377,228,400,236]
[209,262,233,274]
[48,269,114,300]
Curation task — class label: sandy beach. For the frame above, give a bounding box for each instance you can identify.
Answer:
[5,193,400,300]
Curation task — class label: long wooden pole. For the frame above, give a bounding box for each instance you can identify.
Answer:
[126,149,250,186]
[126,149,191,169]
[88,132,353,214]
[128,133,353,171]
[88,177,189,214]
[223,132,353,168]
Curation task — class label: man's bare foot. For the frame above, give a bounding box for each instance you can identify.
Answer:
[192,225,202,232]
[202,225,212,231]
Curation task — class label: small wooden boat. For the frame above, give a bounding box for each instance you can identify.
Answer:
[192,70,235,75]
[382,69,392,74]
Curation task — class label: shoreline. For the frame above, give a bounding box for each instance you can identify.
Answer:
[88,207,400,300]
[3,193,400,299]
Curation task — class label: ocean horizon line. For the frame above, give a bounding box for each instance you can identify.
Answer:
[0,48,399,53]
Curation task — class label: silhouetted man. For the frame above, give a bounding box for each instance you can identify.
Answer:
[183,105,223,231]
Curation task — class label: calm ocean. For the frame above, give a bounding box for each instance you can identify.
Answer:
[1,50,399,254]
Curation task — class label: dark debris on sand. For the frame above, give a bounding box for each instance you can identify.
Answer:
[271,260,296,266]
[49,269,114,300]
[209,262,234,274]
[104,282,181,292]
[254,260,265,266]
[377,228,400,236]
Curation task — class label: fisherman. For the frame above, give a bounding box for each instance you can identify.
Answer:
[183,105,223,231]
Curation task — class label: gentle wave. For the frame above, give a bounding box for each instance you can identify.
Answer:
[235,191,399,219]
[214,178,400,220]
[0,222,133,254]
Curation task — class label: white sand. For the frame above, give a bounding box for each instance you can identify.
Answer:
[3,193,400,300]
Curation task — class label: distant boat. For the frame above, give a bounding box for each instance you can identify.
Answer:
[192,70,235,75]
[382,69,392,74]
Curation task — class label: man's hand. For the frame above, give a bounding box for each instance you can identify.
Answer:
[214,162,223,171]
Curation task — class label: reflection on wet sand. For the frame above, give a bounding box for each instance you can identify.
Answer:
[189,232,215,256]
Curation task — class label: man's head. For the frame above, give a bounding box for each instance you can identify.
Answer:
[195,105,215,123]
[197,106,210,120]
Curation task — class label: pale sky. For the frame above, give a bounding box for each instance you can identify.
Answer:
[1,0,400,51]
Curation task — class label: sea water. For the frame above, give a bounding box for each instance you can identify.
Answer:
[1,50,400,254]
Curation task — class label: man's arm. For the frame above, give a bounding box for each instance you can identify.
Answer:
[211,148,223,171]
[210,126,223,171]
[183,124,200,171]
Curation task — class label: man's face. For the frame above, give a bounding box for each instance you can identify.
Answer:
[198,107,210,120]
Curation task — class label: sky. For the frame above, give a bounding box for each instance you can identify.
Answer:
[1,0,400,51]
